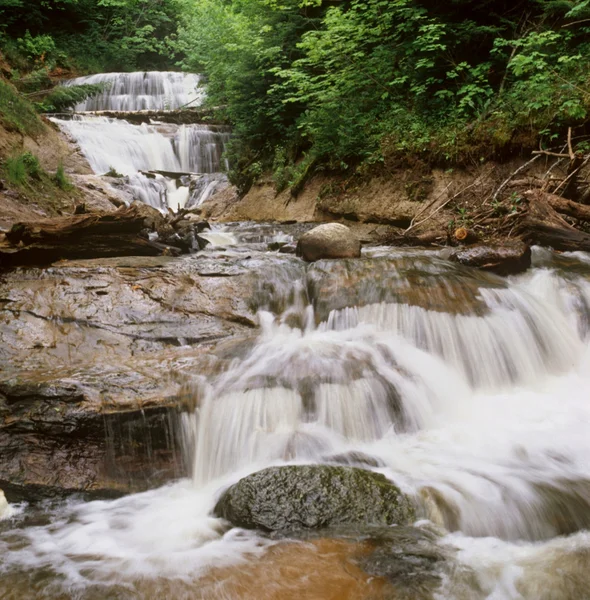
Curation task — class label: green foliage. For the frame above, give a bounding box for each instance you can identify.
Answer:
[3,151,44,186]
[54,162,72,190]
[36,83,106,112]
[105,166,124,177]
[0,78,44,136]
[4,154,27,186]
[0,0,184,73]
[180,0,590,188]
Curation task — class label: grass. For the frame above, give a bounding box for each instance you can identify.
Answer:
[54,162,73,190]
[1,150,82,214]
[0,79,45,136]
[4,151,44,186]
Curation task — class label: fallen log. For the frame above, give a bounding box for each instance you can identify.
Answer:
[538,191,590,222]
[0,204,181,269]
[518,190,590,251]
[5,204,161,245]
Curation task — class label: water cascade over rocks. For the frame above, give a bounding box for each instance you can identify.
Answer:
[3,228,590,595]
[64,71,205,111]
[52,72,229,211]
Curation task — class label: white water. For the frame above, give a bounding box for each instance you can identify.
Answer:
[54,116,229,177]
[0,490,11,521]
[64,71,205,112]
[54,72,230,211]
[3,247,590,598]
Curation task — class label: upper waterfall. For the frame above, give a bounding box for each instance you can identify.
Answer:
[64,71,205,112]
[54,71,229,211]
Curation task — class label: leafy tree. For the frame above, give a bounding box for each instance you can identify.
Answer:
[180,0,590,187]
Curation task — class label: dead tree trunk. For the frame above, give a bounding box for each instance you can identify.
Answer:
[518,190,590,251]
[0,205,179,268]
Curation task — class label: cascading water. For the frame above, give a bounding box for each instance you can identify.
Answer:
[3,239,590,599]
[63,71,204,112]
[53,72,230,211]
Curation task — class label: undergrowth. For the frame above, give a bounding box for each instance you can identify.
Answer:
[4,151,44,186]
[0,79,44,136]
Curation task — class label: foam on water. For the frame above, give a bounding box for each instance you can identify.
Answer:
[3,248,590,597]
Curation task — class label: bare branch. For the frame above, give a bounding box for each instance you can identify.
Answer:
[491,154,542,204]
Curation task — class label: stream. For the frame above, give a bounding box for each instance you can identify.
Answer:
[1,73,590,600]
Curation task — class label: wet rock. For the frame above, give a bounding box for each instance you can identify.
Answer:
[297,223,361,262]
[195,233,211,250]
[278,243,297,254]
[306,255,502,321]
[214,465,415,532]
[267,241,287,251]
[450,241,531,275]
[356,525,448,591]
[0,253,278,497]
[194,220,211,233]
[324,451,385,469]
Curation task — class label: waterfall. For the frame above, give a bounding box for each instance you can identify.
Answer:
[53,72,229,211]
[64,71,205,112]
[182,255,590,545]
[3,229,590,596]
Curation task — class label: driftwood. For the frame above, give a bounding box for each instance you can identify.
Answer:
[543,192,590,221]
[0,204,180,268]
[518,190,590,251]
[453,227,478,244]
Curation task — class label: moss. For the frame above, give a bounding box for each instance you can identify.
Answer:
[215,465,415,532]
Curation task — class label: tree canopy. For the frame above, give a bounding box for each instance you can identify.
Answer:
[1,0,589,191]
[179,0,590,190]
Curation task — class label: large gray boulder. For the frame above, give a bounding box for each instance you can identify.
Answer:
[297,223,361,261]
[214,465,415,532]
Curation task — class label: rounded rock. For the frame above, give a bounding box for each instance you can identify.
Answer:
[214,465,415,532]
[297,223,361,262]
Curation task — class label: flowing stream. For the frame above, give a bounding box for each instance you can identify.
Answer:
[2,240,590,599]
[2,75,590,599]
[52,72,230,210]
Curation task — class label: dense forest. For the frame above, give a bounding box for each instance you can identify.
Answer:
[1,0,589,192]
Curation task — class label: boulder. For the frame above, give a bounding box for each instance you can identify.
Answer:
[214,465,415,532]
[450,241,531,275]
[297,223,361,262]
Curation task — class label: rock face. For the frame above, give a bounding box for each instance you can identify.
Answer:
[214,465,415,532]
[0,252,301,498]
[297,223,361,262]
[450,241,531,275]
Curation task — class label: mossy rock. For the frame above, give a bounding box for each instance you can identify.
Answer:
[214,465,415,532]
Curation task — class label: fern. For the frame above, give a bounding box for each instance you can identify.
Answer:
[36,83,106,112]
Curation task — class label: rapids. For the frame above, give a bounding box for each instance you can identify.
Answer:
[2,238,590,599]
